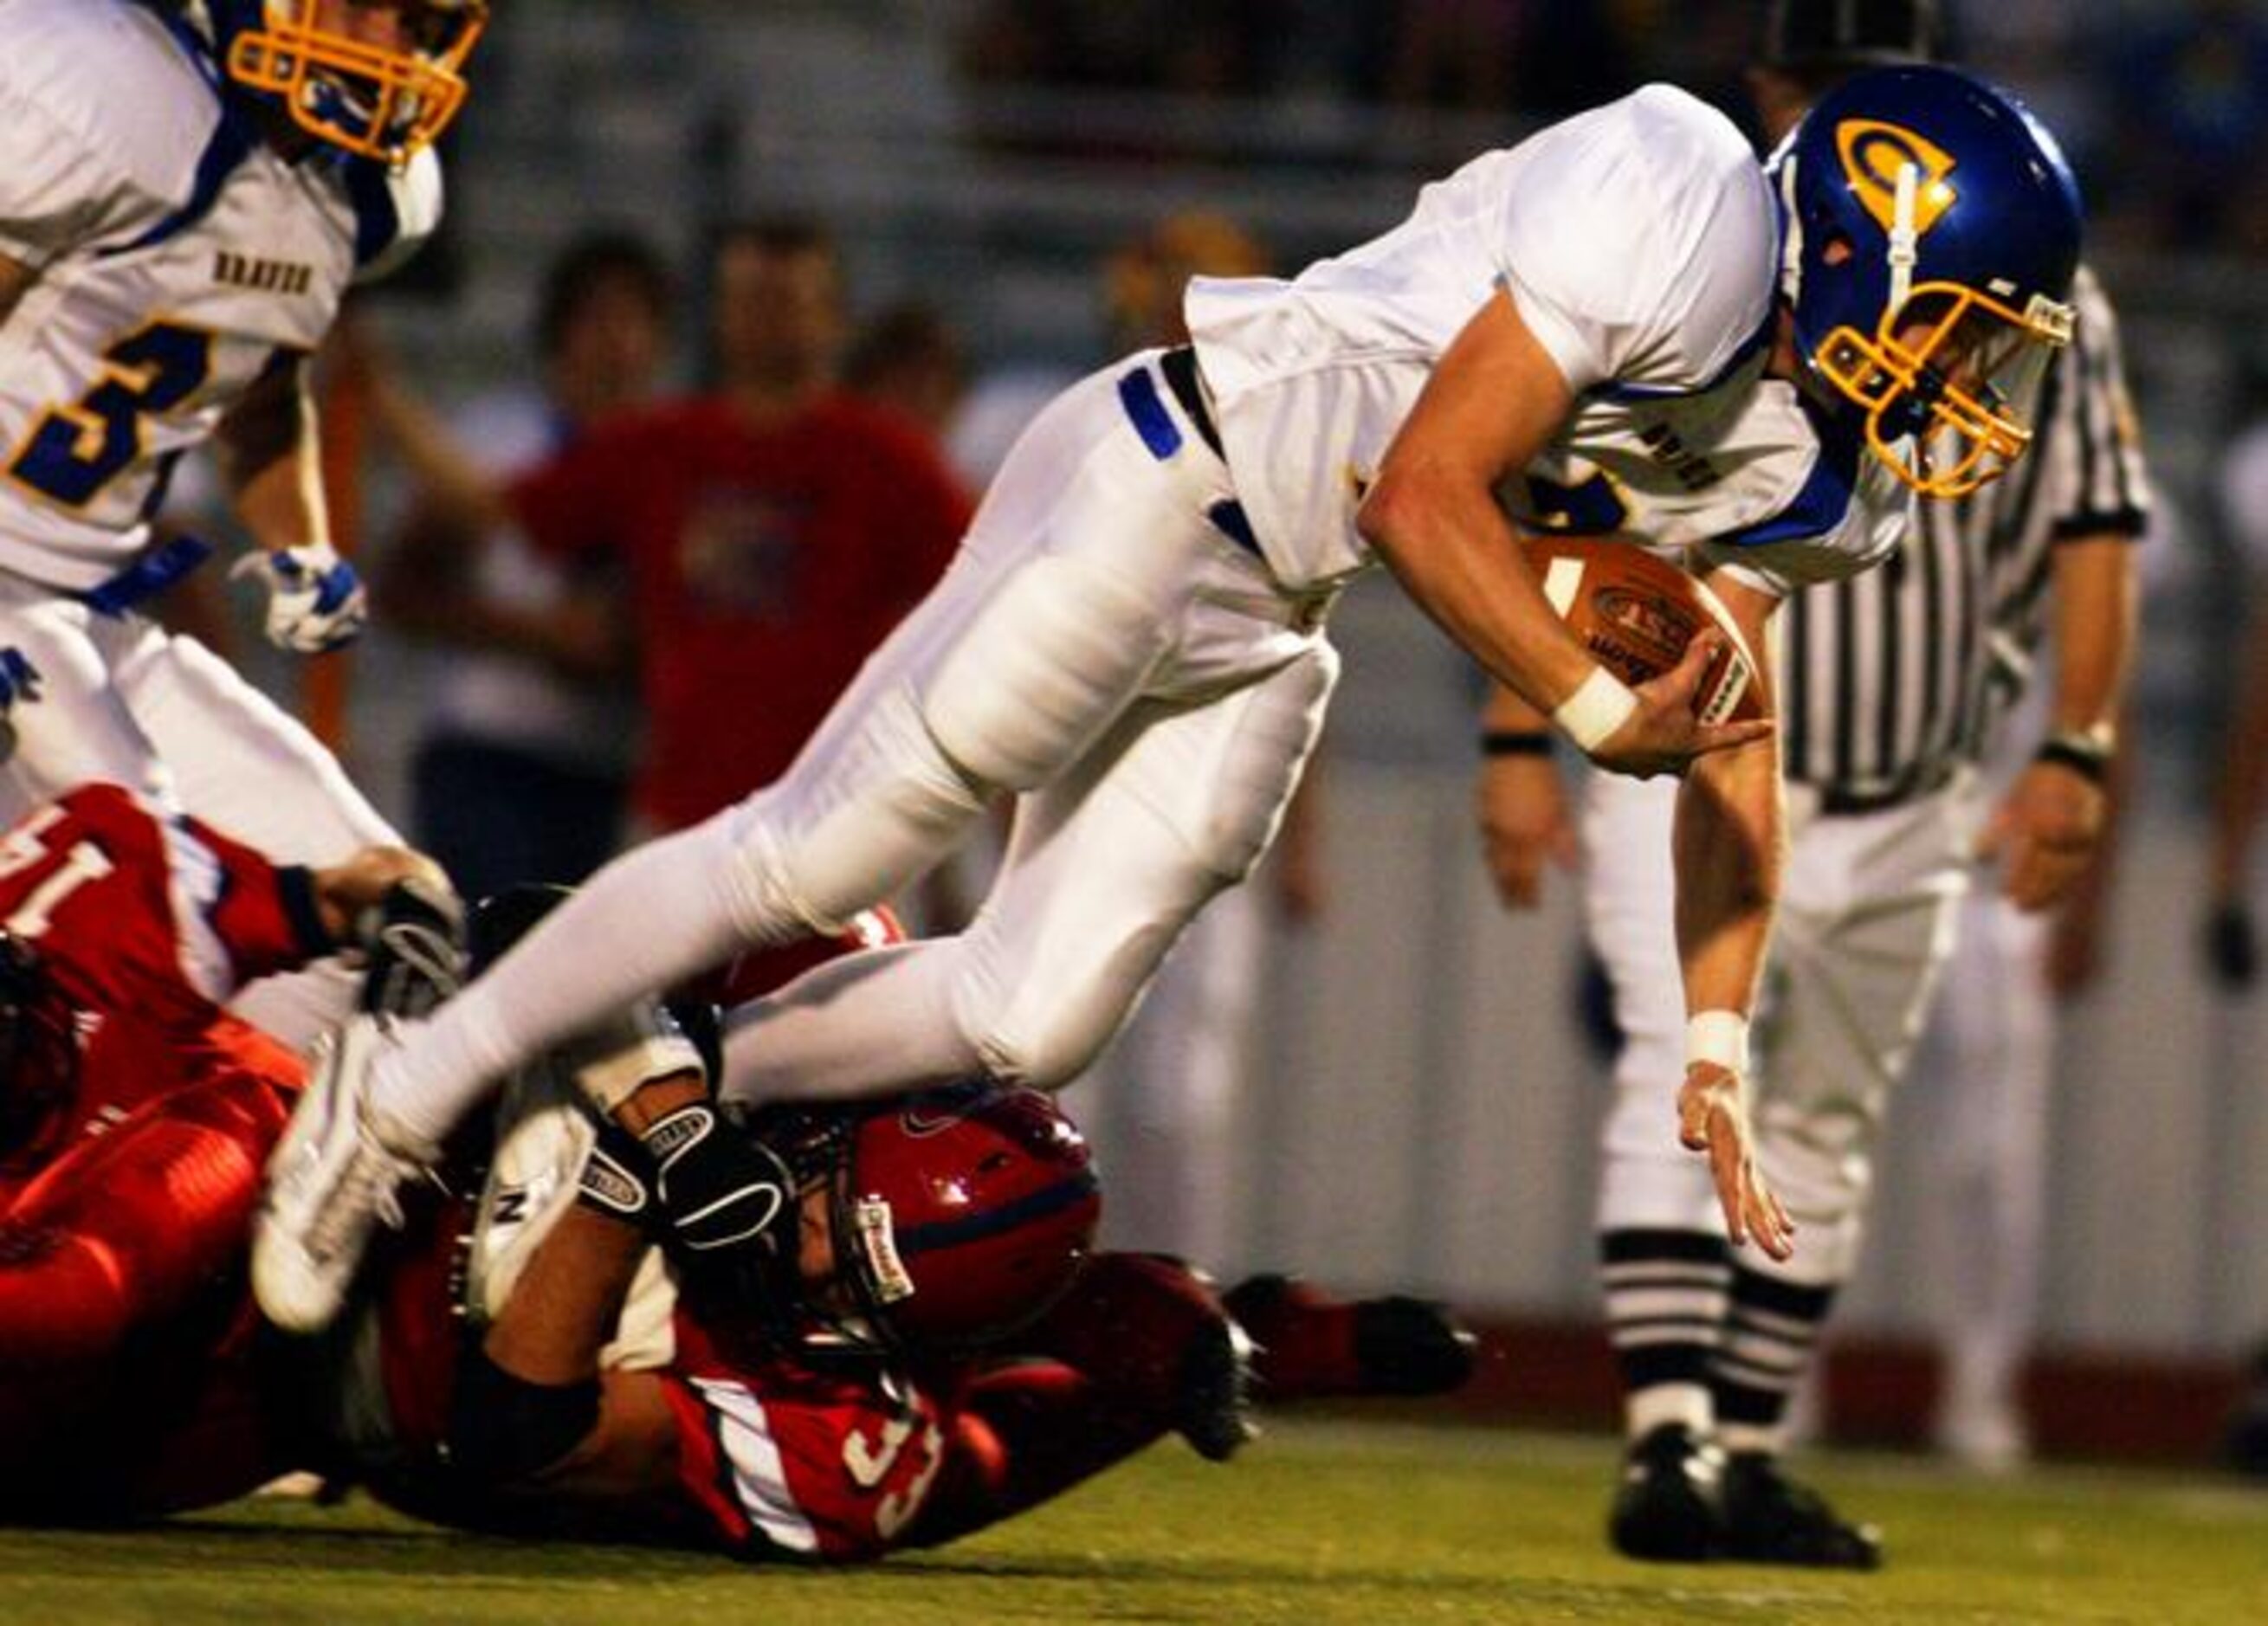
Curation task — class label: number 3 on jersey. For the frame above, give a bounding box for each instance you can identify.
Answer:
[8,319,215,507]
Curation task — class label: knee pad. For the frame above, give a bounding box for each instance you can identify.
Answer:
[957,919,1181,1093]
[921,553,1169,792]
[725,687,987,938]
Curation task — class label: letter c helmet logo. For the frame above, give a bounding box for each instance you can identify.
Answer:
[1836,118,1959,237]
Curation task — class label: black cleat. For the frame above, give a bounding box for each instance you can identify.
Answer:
[1174,1314,1258,1462]
[1718,1451,1883,1570]
[1608,1423,1725,1563]
[1352,1294,1477,1397]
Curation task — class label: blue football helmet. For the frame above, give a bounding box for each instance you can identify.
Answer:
[1771,64,2083,497]
[191,1,488,166]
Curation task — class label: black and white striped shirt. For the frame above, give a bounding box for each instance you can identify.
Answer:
[1780,266,2151,805]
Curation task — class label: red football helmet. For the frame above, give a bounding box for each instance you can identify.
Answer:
[759,1082,1101,1355]
[0,933,81,1173]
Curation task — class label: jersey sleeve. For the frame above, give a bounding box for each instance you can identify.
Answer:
[0,74,157,265]
[178,814,335,984]
[1491,87,1777,397]
[2041,268,2152,543]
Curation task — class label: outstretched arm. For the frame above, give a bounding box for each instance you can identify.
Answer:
[1668,571,1794,1260]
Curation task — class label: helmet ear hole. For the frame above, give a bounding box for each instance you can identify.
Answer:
[1821,233,1856,268]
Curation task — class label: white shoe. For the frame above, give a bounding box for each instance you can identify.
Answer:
[252,1016,430,1334]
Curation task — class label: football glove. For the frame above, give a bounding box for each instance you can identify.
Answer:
[355,874,466,1019]
[641,1100,794,1261]
[231,544,368,654]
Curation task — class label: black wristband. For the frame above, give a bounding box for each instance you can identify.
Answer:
[2034,736,2111,785]
[1481,729,1555,758]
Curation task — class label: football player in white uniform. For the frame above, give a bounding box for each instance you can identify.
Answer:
[1479,2,2138,1569]
[255,62,2084,1338]
[0,0,484,1044]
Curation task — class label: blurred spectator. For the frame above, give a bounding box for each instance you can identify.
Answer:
[531,218,972,837]
[373,231,670,900]
[376,219,972,844]
[844,301,972,442]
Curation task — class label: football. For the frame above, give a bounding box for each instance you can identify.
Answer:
[1517,534,1764,726]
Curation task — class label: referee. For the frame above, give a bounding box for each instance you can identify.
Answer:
[1474,0,2148,1567]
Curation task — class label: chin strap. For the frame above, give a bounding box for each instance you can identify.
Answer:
[1886,160,1920,314]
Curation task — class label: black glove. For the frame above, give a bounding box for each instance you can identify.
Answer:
[640,1101,796,1263]
[2207,901,2259,990]
[358,875,466,1019]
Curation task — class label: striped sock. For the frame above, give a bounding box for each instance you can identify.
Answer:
[1599,1228,1732,1436]
[1709,1265,1838,1456]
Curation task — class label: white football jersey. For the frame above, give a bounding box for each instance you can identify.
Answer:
[0,0,441,590]
[1186,83,1909,597]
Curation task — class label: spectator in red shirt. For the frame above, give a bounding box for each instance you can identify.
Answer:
[375,219,974,837]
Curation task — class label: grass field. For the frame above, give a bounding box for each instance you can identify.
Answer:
[4,1422,2265,1625]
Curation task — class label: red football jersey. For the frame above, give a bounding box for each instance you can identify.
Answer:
[0,784,329,1151]
[511,391,972,830]
[356,1190,957,1562]
[662,1313,953,1561]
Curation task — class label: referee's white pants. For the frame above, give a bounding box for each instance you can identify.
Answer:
[1587,771,1971,1286]
[1905,881,2052,1420]
[0,571,397,1046]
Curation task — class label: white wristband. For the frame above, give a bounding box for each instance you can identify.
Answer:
[1553,666,1638,753]
[1686,1009,1750,1074]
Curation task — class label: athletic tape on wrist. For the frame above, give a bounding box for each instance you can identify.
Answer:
[1553,667,1638,753]
[1686,1009,1751,1074]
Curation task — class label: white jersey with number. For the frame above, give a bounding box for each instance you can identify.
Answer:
[0,0,440,590]
[1186,82,1908,598]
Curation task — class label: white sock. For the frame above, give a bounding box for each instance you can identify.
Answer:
[720,939,984,1106]
[373,817,763,1148]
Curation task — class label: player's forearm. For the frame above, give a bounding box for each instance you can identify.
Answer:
[1672,737,1782,1017]
[220,362,329,552]
[1365,472,1601,717]
[485,1203,645,1386]
[2046,538,2137,739]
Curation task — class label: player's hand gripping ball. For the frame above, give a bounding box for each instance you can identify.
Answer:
[1518,534,1764,725]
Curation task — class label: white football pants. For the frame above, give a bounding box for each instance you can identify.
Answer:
[1587,771,1971,1286]
[0,571,397,1046]
[373,352,1338,1146]
[1069,876,1264,1267]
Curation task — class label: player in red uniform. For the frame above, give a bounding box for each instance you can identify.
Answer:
[314,890,1476,1561]
[0,831,1472,1545]
[0,782,452,1516]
